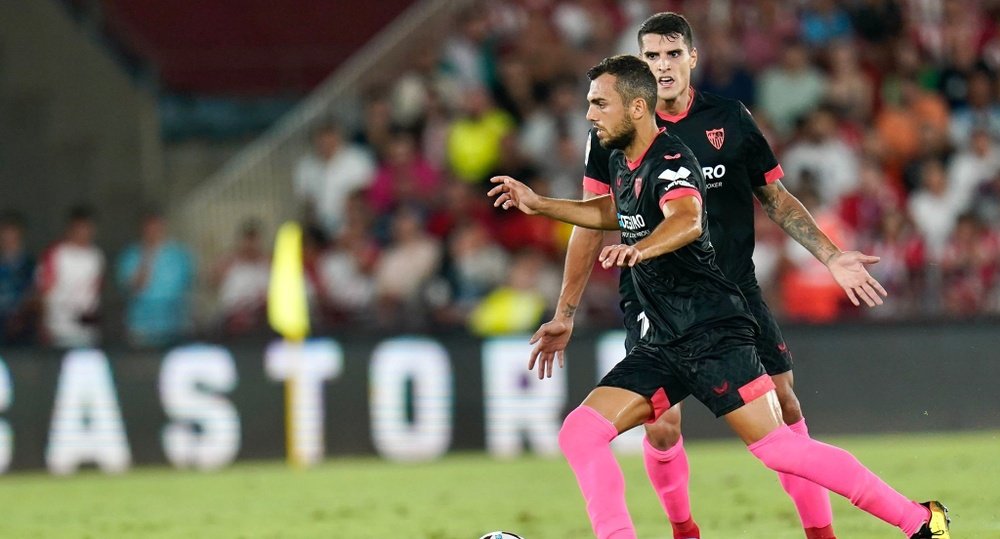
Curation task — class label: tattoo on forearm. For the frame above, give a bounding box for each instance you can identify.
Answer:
[561,303,577,319]
[756,184,838,263]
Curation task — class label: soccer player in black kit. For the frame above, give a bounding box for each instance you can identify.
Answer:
[529,13,888,539]
[489,55,949,539]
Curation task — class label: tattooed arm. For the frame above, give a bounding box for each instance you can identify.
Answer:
[753,181,887,307]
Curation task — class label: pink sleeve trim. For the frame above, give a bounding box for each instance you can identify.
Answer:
[764,164,784,184]
[582,176,610,195]
[658,188,702,209]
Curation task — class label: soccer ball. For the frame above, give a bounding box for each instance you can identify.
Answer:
[478,532,523,539]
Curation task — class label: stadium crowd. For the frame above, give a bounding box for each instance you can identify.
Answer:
[4,0,1000,347]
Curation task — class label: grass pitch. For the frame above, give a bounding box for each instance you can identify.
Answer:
[0,431,997,538]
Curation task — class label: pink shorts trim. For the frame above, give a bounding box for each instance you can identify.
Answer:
[646,387,672,423]
[738,374,775,404]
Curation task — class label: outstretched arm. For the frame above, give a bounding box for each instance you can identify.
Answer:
[527,191,605,379]
[600,195,703,268]
[488,176,620,230]
[753,181,888,307]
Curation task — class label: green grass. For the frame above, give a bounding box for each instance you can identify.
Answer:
[0,431,997,538]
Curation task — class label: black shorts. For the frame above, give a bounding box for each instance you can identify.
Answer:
[745,292,793,376]
[622,295,792,376]
[598,325,774,418]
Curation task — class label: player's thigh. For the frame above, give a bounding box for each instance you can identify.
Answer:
[747,294,794,377]
[722,389,784,445]
[681,326,773,419]
[597,342,689,431]
[581,386,653,434]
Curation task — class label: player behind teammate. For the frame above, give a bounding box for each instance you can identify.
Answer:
[529,13,888,539]
[488,54,949,539]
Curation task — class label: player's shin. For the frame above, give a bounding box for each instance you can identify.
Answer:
[642,435,700,539]
[775,417,835,537]
[558,406,637,539]
[748,425,931,537]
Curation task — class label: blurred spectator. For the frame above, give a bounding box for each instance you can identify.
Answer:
[780,105,859,206]
[446,85,515,184]
[799,0,853,48]
[823,40,874,123]
[469,249,554,336]
[39,206,104,348]
[939,212,1000,316]
[875,78,950,173]
[317,194,379,323]
[518,77,590,171]
[373,207,442,328]
[440,8,496,89]
[848,0,904,46]
[947,128,1000,212]
[211,220,270,337]
[736,0,799,74]
[908,159,963,261]
[354,94,395,160]
[697,24,756,106]
[756,39,828,136]
[837,158,901,245]
[426,180,498,239]
[367,130,442,214]
[294,121,376,234]
[864,210,927,318]
[948,71,1000,147]
[443,220,509,308]
[779,179,853,323]
[0,212,36,343]
[116,212,194,347]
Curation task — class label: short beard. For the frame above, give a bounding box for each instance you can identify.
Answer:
[599,116,636,150]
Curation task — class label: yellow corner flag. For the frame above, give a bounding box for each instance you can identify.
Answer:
[267,221,310,468]
[268,221,310,341]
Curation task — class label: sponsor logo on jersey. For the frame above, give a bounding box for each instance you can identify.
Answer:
[702,164,726,180]
[618,213,646,231]
[658,166,692,181]
[706,128,725,150]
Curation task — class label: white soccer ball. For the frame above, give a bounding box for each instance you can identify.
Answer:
[478,532,523,539]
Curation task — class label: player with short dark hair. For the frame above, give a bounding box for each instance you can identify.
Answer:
[530,13,887,539]
[489,53,949,539]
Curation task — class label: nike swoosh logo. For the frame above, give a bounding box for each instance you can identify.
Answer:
[712,381,730,395]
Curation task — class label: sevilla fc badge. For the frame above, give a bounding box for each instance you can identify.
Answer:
[706,128,725,150]
[634,176,643,196]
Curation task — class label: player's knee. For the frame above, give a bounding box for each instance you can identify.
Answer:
[773,377,803,424]
[643,410,682,450]
[777,391,803,425]
[747,427,797,472]
[559,406,614,454]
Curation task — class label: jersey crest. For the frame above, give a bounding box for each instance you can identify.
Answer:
[634,176,643,196]
[706,128,725,150]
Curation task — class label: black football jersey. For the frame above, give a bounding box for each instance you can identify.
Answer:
[607,128,756,345]
[584,90,782,307]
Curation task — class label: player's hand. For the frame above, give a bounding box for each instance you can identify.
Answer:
[599,244,643,269]
[488,176,540,215]
[528,318,573,379]
[826,250,888,307]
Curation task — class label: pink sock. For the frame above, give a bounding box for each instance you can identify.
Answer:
[558,406,636,539]
[643,435,693,525]
[749,426,930,537]
[776,418,834,530]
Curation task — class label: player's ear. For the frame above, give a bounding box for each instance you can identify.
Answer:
[689,47,698,70]
[631,96,646,119]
